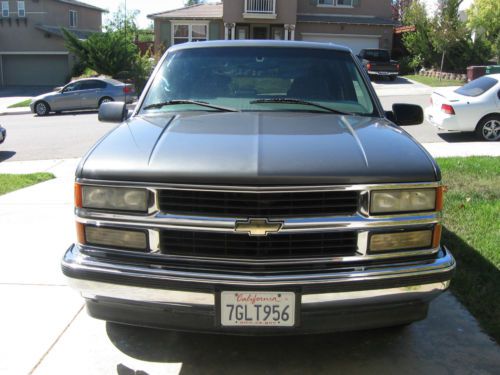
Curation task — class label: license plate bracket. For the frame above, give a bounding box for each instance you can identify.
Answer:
[215,289,301,329]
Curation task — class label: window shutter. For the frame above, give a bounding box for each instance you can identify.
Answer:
[352,0,360,6]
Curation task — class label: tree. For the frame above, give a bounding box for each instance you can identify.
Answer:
[392,0,414,22]
[186,0,203,5]
[402,1,436,69]
[105,4,140,35]
[467,0,500,63]
[431,0,467,73]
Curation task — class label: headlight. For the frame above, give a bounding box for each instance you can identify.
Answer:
[370,188,440,214]
[369,229,434,253]
[79,185,149,212]
[85,226,148,250]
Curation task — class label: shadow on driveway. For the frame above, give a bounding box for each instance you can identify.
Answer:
[105,300,500,375]
[0,151,16,162]
[438,132,478,143]
[371,76,413,85]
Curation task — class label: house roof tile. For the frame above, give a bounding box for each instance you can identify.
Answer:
[36,25,97,40]
[148,3,223,20]
[56,0,107,13]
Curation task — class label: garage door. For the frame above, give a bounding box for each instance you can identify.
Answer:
[2,54,69,86]
[302,34,379,55]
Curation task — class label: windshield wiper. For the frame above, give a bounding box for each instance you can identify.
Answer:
[143,100,240,112]
[250,98,353,115]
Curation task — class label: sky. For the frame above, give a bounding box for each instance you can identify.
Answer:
[82,0,476,29]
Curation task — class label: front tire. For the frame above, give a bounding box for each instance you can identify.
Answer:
[35,101,50,116]
[476,115,500,141]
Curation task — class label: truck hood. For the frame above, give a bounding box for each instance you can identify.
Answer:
[79,112,438,185]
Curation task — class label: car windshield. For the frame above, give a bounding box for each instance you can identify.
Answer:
[455,76,498,97]
[362,50,390,62]
[141,47,376,116]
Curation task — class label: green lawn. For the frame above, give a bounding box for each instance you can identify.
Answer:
[438,157,500,342]
[405,74,464,87]
[7,99,32,108]
[0,173,55,195]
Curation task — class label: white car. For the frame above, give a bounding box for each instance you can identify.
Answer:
[425,74,500,141]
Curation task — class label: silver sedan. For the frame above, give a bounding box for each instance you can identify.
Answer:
[30,78,137,116]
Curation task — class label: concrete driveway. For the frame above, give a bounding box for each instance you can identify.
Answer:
[0,160,499,375]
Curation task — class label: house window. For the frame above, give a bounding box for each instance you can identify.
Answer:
[336,0,353,6]
[69,10,78,28]
[173,23,208,45]
[1,1,9,18]
[17,1,25,17]
[318,0,353,7]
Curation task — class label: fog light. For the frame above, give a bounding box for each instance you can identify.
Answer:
[85,227,148,250]
[369,229,433,253]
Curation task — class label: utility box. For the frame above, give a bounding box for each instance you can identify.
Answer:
[485,65,500,75]
[467,66,486,82]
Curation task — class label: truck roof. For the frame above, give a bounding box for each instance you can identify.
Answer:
[168,40,352,54]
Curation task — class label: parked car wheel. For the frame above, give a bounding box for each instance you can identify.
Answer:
[99,97,114,107]
[35,101,50,116]
[476,115,500,142]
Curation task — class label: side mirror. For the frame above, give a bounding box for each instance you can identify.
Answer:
[389,104,424,126]
[98,102,127,123]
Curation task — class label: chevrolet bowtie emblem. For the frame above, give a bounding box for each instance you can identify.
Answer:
[235,219,283,237]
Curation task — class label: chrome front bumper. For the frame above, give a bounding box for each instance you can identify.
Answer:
[63,245,455,307]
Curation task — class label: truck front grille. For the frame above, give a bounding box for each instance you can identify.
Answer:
[158,189,359,217]
[160,230,358,260]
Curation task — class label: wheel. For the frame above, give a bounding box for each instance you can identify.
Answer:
[99,97,114,107]
[476,115,500,141]
[35,101,50,116]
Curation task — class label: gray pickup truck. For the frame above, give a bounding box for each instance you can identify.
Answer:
[62,41,455,335]
[358,49,400,81]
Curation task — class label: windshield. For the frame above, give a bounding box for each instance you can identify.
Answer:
[361,50,390,62]
[455,76,498,97]
[141,47,376,116]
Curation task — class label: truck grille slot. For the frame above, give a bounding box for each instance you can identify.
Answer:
[158,190,359,217]
[160,230,358,259]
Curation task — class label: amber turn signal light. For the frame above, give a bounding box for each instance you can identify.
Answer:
[432,224,442,249]
[76,222,86,244]
[435,186,444,212]
[74,183,82,208]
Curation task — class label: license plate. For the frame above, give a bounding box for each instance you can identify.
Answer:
[220,291,296,327]
[379,72,389,75]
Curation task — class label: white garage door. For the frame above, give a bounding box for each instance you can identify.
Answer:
[302,34,379,55]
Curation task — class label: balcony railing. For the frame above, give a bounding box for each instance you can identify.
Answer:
[245,0,276,14]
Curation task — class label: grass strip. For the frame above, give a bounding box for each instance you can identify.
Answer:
[0,173,55,195]
[7,99,32,108]
[438,156,500,342]
[405,74,464,87]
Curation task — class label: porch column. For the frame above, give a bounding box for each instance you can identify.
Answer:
[290,25,296,41]
[231,24,236,40]
[284,24,289,40]
[224,23,230,40]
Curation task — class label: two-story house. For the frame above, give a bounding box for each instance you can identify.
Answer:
[0,0,105,86]
[149,1,397,55]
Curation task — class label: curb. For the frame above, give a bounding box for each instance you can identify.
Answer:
[0,109,32,116]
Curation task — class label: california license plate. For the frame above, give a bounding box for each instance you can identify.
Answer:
[220,291,296,327]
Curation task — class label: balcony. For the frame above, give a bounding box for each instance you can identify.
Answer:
[243,0,277,19]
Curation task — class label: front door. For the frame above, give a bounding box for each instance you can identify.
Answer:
[252,26,268,39]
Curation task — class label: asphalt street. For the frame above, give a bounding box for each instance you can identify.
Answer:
[0,79,478,162]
